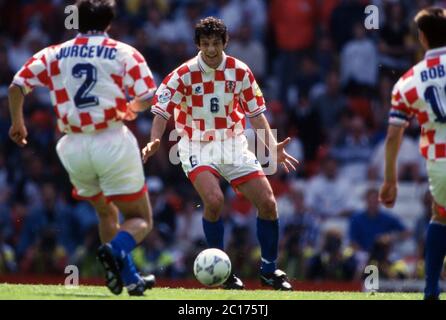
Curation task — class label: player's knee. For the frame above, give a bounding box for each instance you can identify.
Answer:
[204,193,224,215]
[258,197,278,220]
[140,218,152,235]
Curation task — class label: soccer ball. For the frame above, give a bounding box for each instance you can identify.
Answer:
[193,248,231,287]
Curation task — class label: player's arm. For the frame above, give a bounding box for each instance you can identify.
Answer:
[379,80,412,208]
[249,113,299,173]
[142,72,182,163]
[128,97,153,112]
[142,114,167,163]
[8,84,28,147]
[7,48,48,147]
[379,124,405,208]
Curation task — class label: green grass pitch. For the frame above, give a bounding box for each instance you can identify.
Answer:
[0,284,435,300]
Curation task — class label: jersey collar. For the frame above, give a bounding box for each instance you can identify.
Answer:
[197,51,227,73]
[425,46,446,59]
[76,32,109,38]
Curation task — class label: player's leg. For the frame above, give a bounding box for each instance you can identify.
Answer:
[424,160,446,300]
[92,125,154,295]
[235,176,291,290]
[109,192,155,295]
[88,196,120,243]
[191,170,225,250]
[192,170,244,290]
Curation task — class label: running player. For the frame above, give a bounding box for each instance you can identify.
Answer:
[380,7,446,300]
[8,0,156,296]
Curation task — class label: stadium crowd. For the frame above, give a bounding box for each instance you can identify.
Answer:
[0,0,444,282]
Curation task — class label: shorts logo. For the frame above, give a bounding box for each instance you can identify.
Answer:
[189,155,198,168]
[158,89,172,104]
[226,81,235,93]
[194,86,202,94]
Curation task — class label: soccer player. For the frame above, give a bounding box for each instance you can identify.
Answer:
[142,17,299,290]
[8,0,156,296]
[379,7,446,300]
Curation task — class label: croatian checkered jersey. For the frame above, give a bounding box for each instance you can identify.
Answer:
[151,52,266,141]
[12,34,156,134]
[390,46,446,160]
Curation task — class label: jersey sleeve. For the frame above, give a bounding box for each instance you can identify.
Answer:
[123,48,157,101]
[388,80,414,127]
[240,68,266,118]
[12,48,50,94]
[151,71,185,120]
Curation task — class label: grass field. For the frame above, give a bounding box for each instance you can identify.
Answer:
[0,284,436,300]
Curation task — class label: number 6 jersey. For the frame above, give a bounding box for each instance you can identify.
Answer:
[151,52,266,141]
[390,47,446,160]
[12,33,156,134]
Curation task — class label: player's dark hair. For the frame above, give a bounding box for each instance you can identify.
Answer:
[194,17,228,45]
[414,7,446,49]
[76,0,116,33]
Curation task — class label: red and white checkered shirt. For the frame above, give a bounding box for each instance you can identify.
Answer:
[12,33,156,134]
[152,52,266,141]
[389,46,446,160]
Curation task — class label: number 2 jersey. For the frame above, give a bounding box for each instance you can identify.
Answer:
[12,33,156,134]
[152,52,266,141]
[390,47,446,160]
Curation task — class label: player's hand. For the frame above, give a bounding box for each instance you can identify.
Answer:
[142,139,160,163]
[276,137,300,173]
[9,123,28,147]
[123,106,138,121]
[379,182,398,208]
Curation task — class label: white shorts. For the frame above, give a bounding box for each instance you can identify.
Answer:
[56,124,146,202]
[177,134,264,189]
[427,160,446,208]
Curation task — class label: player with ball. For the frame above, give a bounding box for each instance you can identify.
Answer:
[143,17,298,290]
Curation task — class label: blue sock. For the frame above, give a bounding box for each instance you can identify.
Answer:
[425,223,446,299]
[121,254,142,286]
[110,231,137,259]
[257,217,279,275]
[202,218,224,250]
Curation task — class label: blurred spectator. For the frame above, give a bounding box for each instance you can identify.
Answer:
[133,228,180,278]
[175,200,205,254]
[71,226,103,277]
[306,156,353,218]
[340,23,378,96]
[367,235,410,280]
[330,0,367,51]
[0,221,16,273]
[290,93,324,162]
[311,70,348,141]
[226,225,257,279]
[349,188,411,253]
[270,0,318,107]
[378,2,414,77]
[227,23,266,81]
[331,115,374,182]
[148,176,177,244]
[20,227,68,274]
[16,182,77,258]
[279,187,319,279]
[306,229,357,280]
